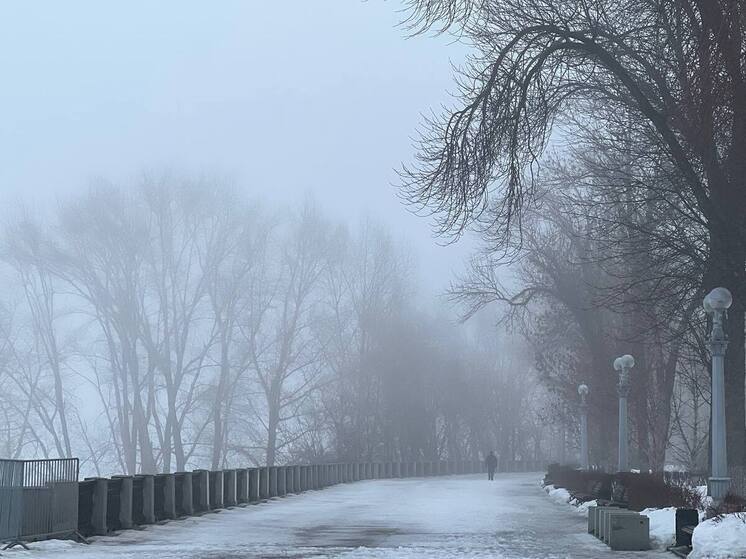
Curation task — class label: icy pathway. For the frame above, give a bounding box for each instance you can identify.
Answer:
[18,473,667,559]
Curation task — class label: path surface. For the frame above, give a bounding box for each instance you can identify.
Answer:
[23,473,667,558]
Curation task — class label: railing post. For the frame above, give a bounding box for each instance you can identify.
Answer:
[259,467,269,500]
[249,468,260,502]
[269,467,278,497]
[88,477,108,535]
[237,469,249,504]
[210,471,224,509]
[111,475,134,529]
[193,470,210,512]
[177,472,194,515]
[276,466,286,496]
[224,469,237,506]
[161,473,176,519]
[139,474,156,524]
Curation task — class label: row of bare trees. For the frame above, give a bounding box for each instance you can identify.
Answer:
[401,0,746,472]
[0,176,547,475]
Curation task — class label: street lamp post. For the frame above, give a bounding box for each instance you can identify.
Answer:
[613,354,635,472]
[578,383,590,470]
[704,287,732,502]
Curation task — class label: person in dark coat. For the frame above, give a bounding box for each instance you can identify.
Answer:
[486,451,498,480]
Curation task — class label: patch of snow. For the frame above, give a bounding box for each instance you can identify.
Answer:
[576,499,598,515]
[689,514,746,559]
[545,485,573,506]
[640,507,676,549]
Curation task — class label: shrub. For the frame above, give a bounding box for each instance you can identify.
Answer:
[613,472,702,511]
[544,465,612,501]
[706,492,746,519]
[545,467,702,510]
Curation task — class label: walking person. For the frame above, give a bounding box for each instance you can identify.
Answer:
[485,451,498,481]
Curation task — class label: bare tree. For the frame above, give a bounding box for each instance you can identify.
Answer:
[402,0,746,467]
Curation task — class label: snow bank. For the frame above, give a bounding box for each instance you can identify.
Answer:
[542,484,595,517]
[690,514,746,559]
[640,506,676,549]
[543,484,572,505]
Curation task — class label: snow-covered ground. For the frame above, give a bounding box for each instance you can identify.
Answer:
[9,473,669,558]
[690,514,746,559]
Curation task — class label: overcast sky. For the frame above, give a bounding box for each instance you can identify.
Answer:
[0,1,476,298]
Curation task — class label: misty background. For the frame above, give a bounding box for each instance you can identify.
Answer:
[0,1,474,297]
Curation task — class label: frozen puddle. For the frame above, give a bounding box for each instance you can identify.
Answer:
[16,473,668,558]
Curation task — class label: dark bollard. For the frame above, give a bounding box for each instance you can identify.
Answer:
[237,469,249,504]
[249,468,260,502]
[269,467,278,497]
[176,472,194,516]
[259,467,269,500]
[113,475,134,529]
[160,473,177,519]
[293,465,301,491]
[86,477,108,535]
[137,474,156,524]
[224,469,237,506]
[193,470,210,512]
[284,466,293,493]
[277,466,287,496]
[210,471,224,509]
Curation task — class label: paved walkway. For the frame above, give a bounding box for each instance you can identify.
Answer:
[24,473,667,558]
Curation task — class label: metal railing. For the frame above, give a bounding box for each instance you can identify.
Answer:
[0,458,79,547]
[3,457,546,545]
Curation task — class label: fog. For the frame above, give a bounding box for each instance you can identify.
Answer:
[0,1,474,298]
[1,6,743,551]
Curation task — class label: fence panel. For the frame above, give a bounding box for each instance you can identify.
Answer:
[0,461,24,542]
[0,458,79,544]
